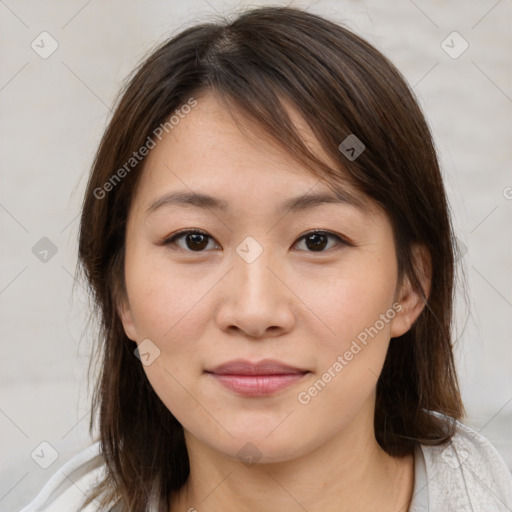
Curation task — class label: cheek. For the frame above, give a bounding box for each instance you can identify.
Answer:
[296,259,397,350]
[125,252,217,342]
[124,255,217,408]
[294,257,397,405]
[294,292,394,437]
[127,268,212,424]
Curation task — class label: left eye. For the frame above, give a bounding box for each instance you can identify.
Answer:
[163,229,348,253]
[294,230,347,252]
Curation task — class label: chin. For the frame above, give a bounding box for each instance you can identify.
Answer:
[205,423,311,465]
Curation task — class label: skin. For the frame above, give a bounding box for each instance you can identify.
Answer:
[118,91,430,512]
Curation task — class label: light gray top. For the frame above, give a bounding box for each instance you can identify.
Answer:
[408,418,512,511]
[19,417,512,511]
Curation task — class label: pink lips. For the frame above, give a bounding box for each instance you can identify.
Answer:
[205,359,308,397]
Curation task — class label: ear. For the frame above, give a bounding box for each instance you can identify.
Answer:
[390,245,431,338]
[117,294,138,342]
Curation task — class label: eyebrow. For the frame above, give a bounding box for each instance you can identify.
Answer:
[145,189,366,216]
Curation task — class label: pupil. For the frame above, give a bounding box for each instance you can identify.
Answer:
[187,233,208,251]
[307,233,327,251]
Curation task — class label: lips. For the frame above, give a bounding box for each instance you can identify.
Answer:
[205,359,309,396]
[207,358,307,375]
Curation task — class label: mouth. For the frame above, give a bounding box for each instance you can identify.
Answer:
[204,358,310,396]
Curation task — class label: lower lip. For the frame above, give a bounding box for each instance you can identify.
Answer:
[207,373,307,396]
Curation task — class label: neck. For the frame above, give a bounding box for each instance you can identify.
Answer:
[169,406,414,512]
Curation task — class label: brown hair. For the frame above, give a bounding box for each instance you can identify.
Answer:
[77,6,464,510]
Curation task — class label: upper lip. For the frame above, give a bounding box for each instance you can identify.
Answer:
[206,359,308,375]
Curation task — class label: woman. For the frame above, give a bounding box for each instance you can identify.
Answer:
[20,5,512,512]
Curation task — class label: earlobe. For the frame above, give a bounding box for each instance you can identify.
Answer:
[390,245,431,338]
[117,297,138,342]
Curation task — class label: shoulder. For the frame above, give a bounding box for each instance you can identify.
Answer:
[419,413,512,511]
[19,441,118,512]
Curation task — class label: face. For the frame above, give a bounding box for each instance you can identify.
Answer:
[118,91,423,463]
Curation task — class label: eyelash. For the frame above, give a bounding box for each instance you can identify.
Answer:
[162,229,352,253]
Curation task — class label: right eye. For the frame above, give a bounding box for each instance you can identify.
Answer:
[163,229,220,252]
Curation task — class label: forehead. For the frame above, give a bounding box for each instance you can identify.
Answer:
[131,92,372,217]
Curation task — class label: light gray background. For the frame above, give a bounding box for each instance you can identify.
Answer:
[1,0,511,510]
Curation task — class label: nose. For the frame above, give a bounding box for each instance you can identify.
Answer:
[214,242,296,339]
